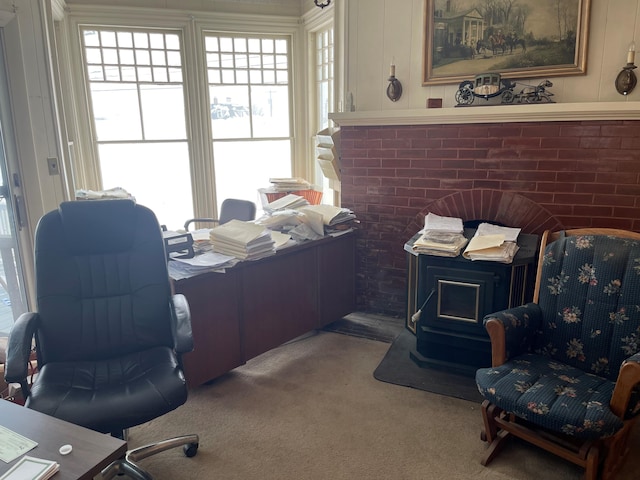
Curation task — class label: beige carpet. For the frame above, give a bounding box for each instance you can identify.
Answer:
[128,331,640,479]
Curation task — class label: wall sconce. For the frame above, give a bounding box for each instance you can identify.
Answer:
[314,0,331,8]
[615,41,637,95]
[387,62,402,102]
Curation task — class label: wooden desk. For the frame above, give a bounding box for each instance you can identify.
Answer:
[0,400,127,480]
[175,232,356,388]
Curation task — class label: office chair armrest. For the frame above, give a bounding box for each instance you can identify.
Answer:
[610,353,640,419]
[5,312,40,393]
[483,302,542,366]
[183,218,219,231]
[170,294,194,354]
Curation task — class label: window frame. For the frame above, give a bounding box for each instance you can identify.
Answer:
[61,7,308,221]
[303,6,338,204]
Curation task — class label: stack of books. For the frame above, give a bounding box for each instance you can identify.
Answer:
[268,177,312,191]
[411,213,468,257]
[210,220,276,260]
[463,223,521,263]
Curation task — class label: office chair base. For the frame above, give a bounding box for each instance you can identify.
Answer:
[101,434,199,479]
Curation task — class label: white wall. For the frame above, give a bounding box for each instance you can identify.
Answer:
[344,0,640,111]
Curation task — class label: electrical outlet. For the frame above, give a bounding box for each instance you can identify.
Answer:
[47,157,60,175]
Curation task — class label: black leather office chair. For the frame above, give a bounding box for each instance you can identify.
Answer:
[183,198,256,231]
[5,199,198,479]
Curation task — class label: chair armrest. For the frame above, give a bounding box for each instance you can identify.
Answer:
[483,302,542,367]
[183,218,219,231]
[610,352,640,418]
[5,312,40,395]
[170,294,193,354]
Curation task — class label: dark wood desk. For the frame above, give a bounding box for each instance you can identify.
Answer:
[174,232,356,388]
[0,400,127,480]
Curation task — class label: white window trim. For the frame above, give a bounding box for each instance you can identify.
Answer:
[59,5,308,220]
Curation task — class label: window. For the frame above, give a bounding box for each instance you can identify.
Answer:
[311,24,335,204]
[315,27,334,132]
[81,27,193,229]
[204,34,292,211]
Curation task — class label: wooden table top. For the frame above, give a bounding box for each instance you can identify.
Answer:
[0,400,127,480]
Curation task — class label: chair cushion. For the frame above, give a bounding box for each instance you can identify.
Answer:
[25,346,187,434]
[476,353,623,440]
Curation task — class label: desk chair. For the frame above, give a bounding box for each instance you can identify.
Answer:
[5,199,198,479]
[183,198,256,231]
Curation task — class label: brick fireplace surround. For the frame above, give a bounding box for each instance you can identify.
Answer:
[339,119,640,317]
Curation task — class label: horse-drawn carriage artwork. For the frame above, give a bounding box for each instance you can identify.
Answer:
[455,72,554,106]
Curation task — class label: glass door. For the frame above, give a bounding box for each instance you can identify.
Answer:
[0,35,28,335]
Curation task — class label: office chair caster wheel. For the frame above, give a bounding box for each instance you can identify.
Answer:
[184,442,199,457]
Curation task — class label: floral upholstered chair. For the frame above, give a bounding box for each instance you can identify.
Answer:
[476,229,640,480]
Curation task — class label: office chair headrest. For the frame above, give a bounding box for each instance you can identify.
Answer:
[58,199,142,254]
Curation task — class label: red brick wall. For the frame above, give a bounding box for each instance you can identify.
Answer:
[339,120,640,317]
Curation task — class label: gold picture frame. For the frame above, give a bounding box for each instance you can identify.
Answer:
[422,0,591,86]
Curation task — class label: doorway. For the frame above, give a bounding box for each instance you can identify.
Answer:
[0,34,28,335]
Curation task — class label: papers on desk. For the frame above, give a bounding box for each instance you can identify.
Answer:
[210,220,276,260]
[297,204,357,234]
[0,425,37,463]
[264,194,309,211]
[271,230,294,250]
[463,223,521,263]
[0,456,59,480]
[168,251,238,280]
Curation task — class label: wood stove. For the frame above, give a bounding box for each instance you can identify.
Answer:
[405,229,538,375]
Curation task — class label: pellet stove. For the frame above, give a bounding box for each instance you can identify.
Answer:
[405,229,538,375]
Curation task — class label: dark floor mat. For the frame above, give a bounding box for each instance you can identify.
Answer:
[373,329,483,403]
[323,313,403,343]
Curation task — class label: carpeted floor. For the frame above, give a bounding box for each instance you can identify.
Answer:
[126,331,640,480]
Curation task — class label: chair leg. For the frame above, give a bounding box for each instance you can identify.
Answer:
[584,446,599,480]
[481,429,511,466]
[101,434,199,479]
[480,400,512,466]
[481,400,499,443]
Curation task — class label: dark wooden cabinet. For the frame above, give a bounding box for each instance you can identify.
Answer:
[174,232,356,388]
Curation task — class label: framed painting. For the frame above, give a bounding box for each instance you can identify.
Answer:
[422,0,591,86]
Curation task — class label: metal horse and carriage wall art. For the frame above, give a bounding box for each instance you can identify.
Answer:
[455,73,554,105]
[422,0,591,106]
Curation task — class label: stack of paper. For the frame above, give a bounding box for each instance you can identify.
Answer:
[297,204,357,230]
[423,212,463,234]
[210,220,276,260]
[264,194,309,212]
[463,223,521,263]
[412,231,468,257]
[0,456,59,480]
[269,177,312,191]
[168,251,238,280]
[412,213,467,257]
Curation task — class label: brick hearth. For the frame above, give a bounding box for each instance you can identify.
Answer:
[339,120,640,316]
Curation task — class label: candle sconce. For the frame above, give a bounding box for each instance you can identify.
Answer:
[387,64,402,102]
[615,41,637,96]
